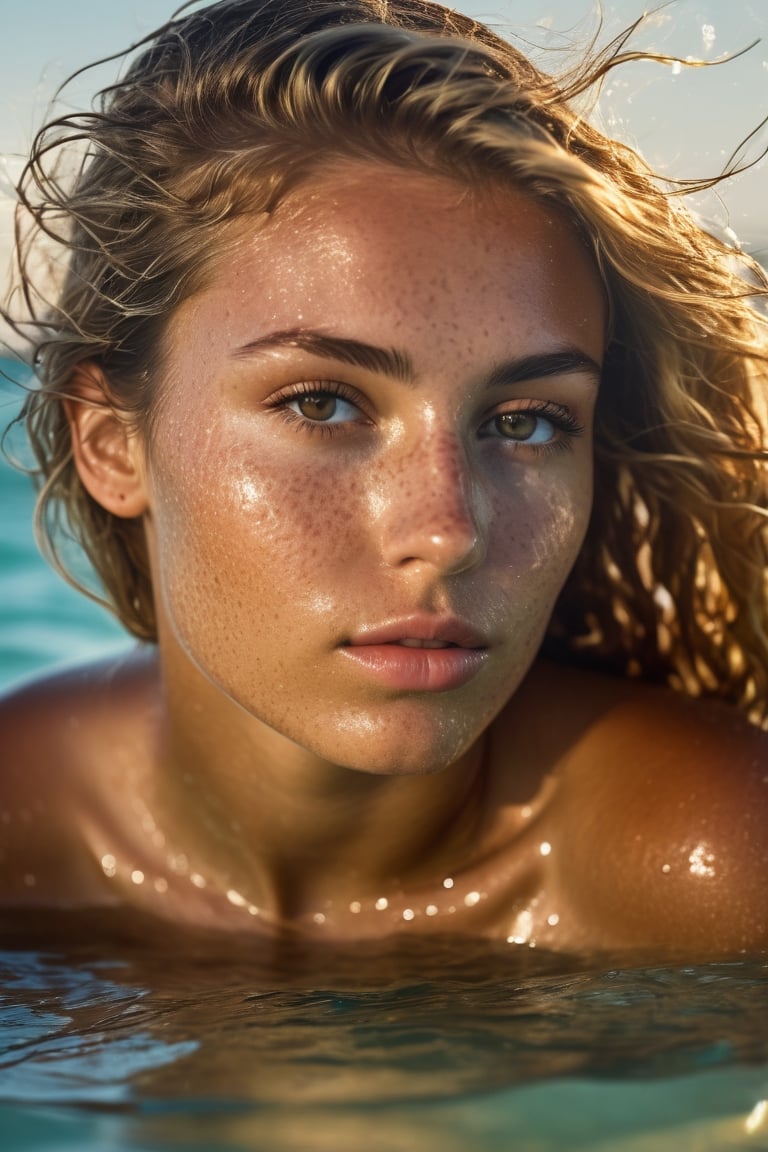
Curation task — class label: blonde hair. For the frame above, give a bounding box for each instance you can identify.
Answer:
[7,0,768,717]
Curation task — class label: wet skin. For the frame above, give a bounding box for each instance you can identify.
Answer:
[1,167,767,955]
[145,170,601,777]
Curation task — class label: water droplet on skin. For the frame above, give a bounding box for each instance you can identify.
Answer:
[464,891,481,907]
[248,905,259,916]
[131,870,145,885]
[154,877,168,894]
[313,913,326,925]
[375,897,388,911]
[169,853,189,875]
[425,905,439,916]
[442,877,454,890]
[539,841,552,857]
[349,901,362,914]
[508,908,533,944]
[402,908,415,921]
[688,844,716,878]
[190,872,207,889]
[547,913,559,927]
[226,888,247,908]
[662,863,671,874]
[101,854,117,878]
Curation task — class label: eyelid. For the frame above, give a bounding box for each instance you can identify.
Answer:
[478,398,585,453]
[263,379,368,412]
[262,378,373,438]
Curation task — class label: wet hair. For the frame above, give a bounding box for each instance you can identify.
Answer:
[5,0,768,718]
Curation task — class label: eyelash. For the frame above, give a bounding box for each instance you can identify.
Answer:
[265,382,585,453]
[265,381,369,440]
[481,400,585,456]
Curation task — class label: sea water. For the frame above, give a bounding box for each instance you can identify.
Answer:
[1,358,767,1151]
[0,360,130,690]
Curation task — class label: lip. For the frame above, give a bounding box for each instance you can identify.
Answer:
[340,615,489,692]
[346,614,488,649]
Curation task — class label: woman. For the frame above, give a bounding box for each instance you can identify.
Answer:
[1,0,766,956]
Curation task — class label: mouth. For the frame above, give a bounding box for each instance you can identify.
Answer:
[340,616,488,692]
[345,615,487,650]
[393,638,461,649]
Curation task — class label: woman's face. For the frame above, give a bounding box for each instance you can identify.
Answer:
[140,166,605,774]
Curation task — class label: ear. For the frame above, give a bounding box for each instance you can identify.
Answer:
[64,363,149,519]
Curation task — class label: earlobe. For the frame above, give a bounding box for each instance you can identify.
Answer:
[64,363,149,519]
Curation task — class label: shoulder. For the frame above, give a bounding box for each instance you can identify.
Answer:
[504,662,768,955]
[0,648,159,906]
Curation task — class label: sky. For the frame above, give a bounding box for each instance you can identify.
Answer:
[1,0,767,335]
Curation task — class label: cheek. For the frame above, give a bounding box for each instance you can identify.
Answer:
[490,466,592,602]
[146,429,363,657]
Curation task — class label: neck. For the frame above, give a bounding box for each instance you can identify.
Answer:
[146,650,491,927]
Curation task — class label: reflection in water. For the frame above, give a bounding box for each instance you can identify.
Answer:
[0,912,766,1151]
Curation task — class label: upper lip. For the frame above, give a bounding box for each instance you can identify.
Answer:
[344,614,488,649]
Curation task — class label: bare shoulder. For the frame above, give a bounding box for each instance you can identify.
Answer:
[503,662,768,955]
[0,647,159,906]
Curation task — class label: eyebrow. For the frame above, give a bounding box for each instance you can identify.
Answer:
[233,329,414,382]
[232,328,601,389]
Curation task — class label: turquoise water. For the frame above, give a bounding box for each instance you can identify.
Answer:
[1,924,768,1152]
[1,357,768,1150]
[0,359,130,689]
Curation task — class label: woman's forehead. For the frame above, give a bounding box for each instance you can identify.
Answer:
[196,165,603,319]
[163,166,606,386]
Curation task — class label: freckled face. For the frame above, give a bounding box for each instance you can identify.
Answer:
[142,167,605,774]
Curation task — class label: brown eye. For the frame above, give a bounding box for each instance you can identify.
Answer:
[297,394,339,421]
[493,412,542,441]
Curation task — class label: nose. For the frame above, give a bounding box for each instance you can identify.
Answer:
[377,429,488,576]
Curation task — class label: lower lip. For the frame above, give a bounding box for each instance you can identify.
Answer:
[339,644,488,692]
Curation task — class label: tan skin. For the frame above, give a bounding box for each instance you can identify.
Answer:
[1,166,767,957]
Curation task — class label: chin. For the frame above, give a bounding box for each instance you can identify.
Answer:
[298,708,486,777]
